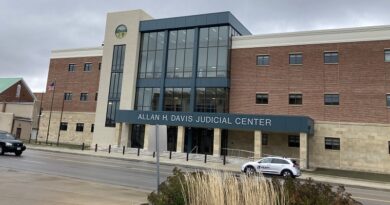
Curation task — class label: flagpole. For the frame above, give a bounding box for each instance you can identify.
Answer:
[56,94,65,146]
[46,79,56,144]
[35,91,44,143]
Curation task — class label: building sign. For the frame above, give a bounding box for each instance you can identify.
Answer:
[117,110,314,134]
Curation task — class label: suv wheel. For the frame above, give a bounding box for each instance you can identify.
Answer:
[281,170,293,178]
[0,145,4,155]
[245,166,256,175]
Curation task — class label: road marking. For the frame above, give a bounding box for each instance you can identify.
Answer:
[354,196,390,203]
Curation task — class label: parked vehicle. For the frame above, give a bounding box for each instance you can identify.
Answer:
[241,156,301,178]
[0,131,26,156]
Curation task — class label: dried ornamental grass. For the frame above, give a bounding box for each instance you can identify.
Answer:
[180,170,285,205]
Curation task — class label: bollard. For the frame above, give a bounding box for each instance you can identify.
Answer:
[122,146,125,155]
[95,144,97,152]
[137,148,140,156]
[108,145,111,154]
[29,134,32,143]
[169,151,172,159]
[81,143,85,151]
[223,154,226,165]
[204,153,207,163]
[186,152,189,161]
[153,152,155,158]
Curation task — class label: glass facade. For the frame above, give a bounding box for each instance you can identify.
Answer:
[138,32,165,78]
[135,88,160,111]
[167,29,195,78]
[195,88,229,113]
[106,45,125,127]
[164,88,191,111]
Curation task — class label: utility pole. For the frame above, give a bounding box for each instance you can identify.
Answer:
[156,124,160,194]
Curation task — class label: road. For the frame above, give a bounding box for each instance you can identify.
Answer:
[0,149,389,205]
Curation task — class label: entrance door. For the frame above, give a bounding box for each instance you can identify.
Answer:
[184,128,214,155]
[131,124,145,148]
[167,126,177,151]
[16,128,21,139]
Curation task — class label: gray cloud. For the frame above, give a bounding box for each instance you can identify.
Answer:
[1,0,390,92]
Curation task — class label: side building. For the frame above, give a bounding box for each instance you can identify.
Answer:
[37,47,102,145]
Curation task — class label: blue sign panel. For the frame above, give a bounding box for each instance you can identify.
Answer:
[116,110,314,134]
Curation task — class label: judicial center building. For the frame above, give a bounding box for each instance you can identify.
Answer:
[42,9,390,173]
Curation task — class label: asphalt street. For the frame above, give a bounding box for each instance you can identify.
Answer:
[0,149,389,205]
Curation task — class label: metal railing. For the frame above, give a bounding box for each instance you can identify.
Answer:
[221,148,255,159]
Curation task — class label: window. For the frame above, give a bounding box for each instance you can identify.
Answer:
[80,93,88,101]
[325,137,340,150]
[289,94,302,105]
[84,63,92,71]
[197,26,230,78]
[288,135,300,147]
[388,141,390,154]
[195,88,228,113]
[76,123,84,132]
[262,134,268,146]
[324,94,339,105]
[166,29,194,78]
[387,94,390,107]
[91,124,94,133]
[256,55,269,66]
[135,88,160,111]
[271,158,289,164]
[256,93,268,104]
[64,92,72,101]
[95,92,98,101]
[164,88,190,112]
[139,32,165,78]
[68,64,75,72]
[289,53,303,65]
[60,122,68,131]
[98,62,102,70]
[259,158,272,163]
[385,50,390,62]
[324,52,339,64]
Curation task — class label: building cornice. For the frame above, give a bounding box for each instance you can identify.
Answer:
[51,46,103,59]
[232,25,390,49]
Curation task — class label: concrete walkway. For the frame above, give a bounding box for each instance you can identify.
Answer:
[26,144,390,191]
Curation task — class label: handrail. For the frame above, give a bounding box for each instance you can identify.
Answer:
[189,146,198,154]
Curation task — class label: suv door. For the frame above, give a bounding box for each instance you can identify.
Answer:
[257,158,272,174]
[271,158,290,174]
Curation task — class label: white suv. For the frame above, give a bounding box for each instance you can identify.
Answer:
[241,156,301,178]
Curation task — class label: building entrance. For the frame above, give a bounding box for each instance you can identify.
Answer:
[184,127,214,155]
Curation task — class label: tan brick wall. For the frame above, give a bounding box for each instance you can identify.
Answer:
[38,111,95,145]
[230,40,390,124]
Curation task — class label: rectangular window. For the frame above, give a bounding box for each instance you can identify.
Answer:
[324,52,339,64]
[163,88,190,112]
[60,122,68,131]
[262,134,268,146]
[388,141,390,154]
[387,94,390,107]
[80,93,88,101]
[288,135,300,147]
[289,94,302,105]
[195,88,228,113]
[98,62,101,70]
[385,50,390,62]
[325,137,340,150]
[289,53,303,65]
[91,124,94,133]
[95,92,98,101]
[68,64,75,72]
[64,92,72,101]
[324,94,339,105]
[256,55,269,66]
[76,123,84,132]
[256,93,268,104]
[84,63,92,72]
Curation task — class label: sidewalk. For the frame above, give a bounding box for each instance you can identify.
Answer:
[26,144,390,191]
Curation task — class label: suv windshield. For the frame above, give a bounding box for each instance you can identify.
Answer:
[0,133,15,140]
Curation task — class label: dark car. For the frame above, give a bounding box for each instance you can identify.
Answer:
[0,131,26,156]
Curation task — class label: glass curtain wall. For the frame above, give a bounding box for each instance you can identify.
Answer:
[167,29,195,78]
[138,32,165,78]
[164,88,191,111]
[134,88,160,111]
[196,88,229,113]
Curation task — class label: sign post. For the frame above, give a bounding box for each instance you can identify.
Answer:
[156,124,160,194]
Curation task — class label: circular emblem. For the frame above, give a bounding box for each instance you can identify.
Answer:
[115,24,127,39]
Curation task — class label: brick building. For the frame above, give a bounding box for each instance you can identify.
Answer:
[40,10,390,174]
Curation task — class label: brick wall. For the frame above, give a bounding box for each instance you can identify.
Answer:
[41,56,102,113]
[230,40,390,124]
[0,80,34,102]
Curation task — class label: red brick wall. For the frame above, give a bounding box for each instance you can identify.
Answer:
[230,40,390,124]
[0,81,34,102]
[41,56,101,112]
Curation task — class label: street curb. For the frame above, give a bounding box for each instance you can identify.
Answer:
[26,146,390,191]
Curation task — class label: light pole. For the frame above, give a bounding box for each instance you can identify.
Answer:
[155,124,160,194]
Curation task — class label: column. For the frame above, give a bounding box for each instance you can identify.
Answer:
[119,123,130,147]
[176,126,185,152]
[254,130,262,159]
[143,124,151,150]
[115,123,122,146]
[300,132,308,169]
[213,128,221,157]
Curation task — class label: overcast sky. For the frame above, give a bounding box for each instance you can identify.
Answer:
[1,0,390,92]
